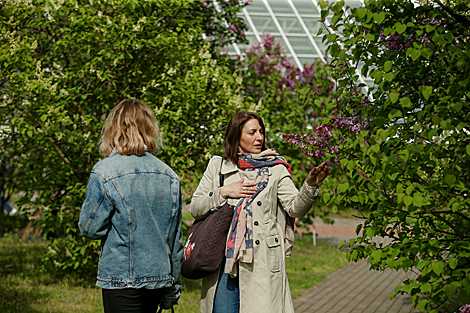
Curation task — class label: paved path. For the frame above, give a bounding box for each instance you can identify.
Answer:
[293,217,421,313]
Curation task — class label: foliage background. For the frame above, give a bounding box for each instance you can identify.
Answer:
[289,0,470,311]
[0,0,252,276]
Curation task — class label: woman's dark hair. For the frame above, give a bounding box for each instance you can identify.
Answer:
[223,111,266,163]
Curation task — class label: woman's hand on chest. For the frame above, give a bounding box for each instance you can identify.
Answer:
[220,177,257,199]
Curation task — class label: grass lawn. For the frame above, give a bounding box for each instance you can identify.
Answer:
[0,232,346,313]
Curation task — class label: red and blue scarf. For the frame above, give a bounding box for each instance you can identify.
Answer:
[224,149,295,277]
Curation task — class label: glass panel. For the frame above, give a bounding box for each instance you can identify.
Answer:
[292,0,320,14]
[302,17,324,35]
[252,16,278,33]
[246,0,268,13]
[266,0,293,14]
[298,57,319,67]
[277,17,303,34]
[314,37,328,54]
[287,36,315,55]
[345,0,363,9]
[244,18,256,33]
[227,44,237,54]
[239,35,259,53]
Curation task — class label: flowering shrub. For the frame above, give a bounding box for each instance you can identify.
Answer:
[0,0,251,276]
[286,0,470,311]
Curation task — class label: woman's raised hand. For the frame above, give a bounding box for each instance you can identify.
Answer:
[306,160,331,187]
[220,178,257,199]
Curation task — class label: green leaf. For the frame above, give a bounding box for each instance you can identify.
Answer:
[356,7,367,19]
[319,0,328,9]
[421,47,432,59]
[425,24,435,32]
[373,12,385,24]
[449,258,458,269]
[418,299,429,310]
[395,23,406,34]
[388,109,402,119]
[420,283,431,293]
[444,284,457,298]
[384,61,393,72]
[403,196,413,207]
[323,193,331,204]
[421,86,432,100]
[405,185,414,196]
[338,182,350,193]
[440,119,452,130]
[413,193,424,207]
[452,102,462,112]
[467,145,470,156]
[389,91,399,103]
[445,174,456,186]
[326,34,338,42]
[384,72,394,82]
[399,97,412,108]
[432,261,444,275]
[366,227,375,238]
[410,48,421,61]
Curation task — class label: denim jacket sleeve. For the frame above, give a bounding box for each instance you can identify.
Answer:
[160,179,184,310]
[78,171,113,240]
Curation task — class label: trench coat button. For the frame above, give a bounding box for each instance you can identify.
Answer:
[257,201,262,206]
[209,192,213,197]
[255,240,260,245]
[275,237,279,243]
[254,221,259,226]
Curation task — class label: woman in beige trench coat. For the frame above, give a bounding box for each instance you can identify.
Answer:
[190,111,330,313]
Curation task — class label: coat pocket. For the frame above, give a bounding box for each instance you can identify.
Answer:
[265,235,282,273]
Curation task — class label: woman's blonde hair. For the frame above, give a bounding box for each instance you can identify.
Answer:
[99,99,163,157]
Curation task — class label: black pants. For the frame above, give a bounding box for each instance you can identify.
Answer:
[102,288,164,313]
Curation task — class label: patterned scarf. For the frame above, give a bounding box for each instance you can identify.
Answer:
[224,149,295,277]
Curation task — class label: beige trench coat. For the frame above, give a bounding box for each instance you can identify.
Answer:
[190,156,319,313]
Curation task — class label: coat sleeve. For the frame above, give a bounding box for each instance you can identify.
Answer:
[277,166,319,218]
[189,156,227,220]
[160,179,184,310]
[78,171,114,240]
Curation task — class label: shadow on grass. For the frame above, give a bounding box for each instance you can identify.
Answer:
[0,234,101,313]
[0,284,49,313]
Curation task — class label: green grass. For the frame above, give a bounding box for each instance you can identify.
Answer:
[0,233,347,313]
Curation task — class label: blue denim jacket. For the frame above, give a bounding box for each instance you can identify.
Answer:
[78,153,183,309]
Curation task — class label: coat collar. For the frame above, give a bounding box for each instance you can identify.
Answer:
[220,158,238,175]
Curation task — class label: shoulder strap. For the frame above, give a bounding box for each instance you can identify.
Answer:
[219,158,225,187]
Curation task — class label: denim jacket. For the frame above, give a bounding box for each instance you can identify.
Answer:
[78,153,183,309]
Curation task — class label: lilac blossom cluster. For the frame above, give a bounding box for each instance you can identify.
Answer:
[458,304,470,313]
[378,15,445,52]
[283,106,371,159]
[242,34,333,95]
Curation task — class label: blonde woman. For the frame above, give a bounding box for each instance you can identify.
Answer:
[79,99,183,313]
